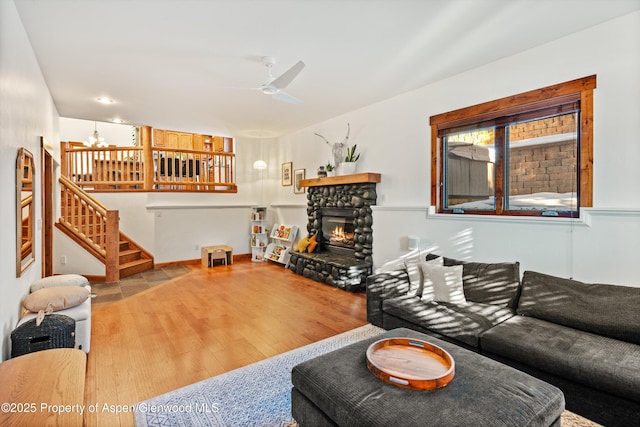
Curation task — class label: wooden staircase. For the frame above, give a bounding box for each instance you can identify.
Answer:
[117,235,154,278]
[57,175,154,281]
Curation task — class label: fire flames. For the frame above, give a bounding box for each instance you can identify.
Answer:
[330,226,355,246]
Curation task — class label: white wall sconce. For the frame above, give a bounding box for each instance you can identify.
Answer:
[408,235,420,251]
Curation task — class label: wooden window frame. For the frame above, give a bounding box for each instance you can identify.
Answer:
[430,75,595,217]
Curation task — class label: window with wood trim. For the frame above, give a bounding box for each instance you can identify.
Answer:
[430,76,595,217]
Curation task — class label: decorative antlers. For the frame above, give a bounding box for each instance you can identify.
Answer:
[314,123,350,146]
[315,123,351,169]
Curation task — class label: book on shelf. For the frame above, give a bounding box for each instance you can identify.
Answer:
[267,245,284,260]
[273,225,292,240]
[252,207,266,221]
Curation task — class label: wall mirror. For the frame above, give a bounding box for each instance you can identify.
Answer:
[17,148,35,276]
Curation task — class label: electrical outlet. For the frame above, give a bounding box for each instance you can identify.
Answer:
[61,256,67,265]
[195,244,200,250]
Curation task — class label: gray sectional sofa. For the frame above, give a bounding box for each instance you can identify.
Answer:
[366,256,640,426]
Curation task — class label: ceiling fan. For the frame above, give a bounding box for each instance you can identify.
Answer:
[244,56,306,104]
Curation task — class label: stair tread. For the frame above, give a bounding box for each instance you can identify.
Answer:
[119,258,152,269]
[120,248,141,255]
[119,258,154,279]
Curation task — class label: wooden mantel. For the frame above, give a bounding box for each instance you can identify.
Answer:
[300,172,381,188]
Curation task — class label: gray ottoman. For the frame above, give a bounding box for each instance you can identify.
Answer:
[291,328,564,426]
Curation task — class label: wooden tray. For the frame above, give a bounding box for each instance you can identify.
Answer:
[366,337,455,390]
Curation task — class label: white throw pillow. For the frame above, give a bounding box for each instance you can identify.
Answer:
[416,257,444,299]
[30,274,89,292]
[420,264,466,305]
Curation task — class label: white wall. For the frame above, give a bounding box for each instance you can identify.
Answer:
[273,11,640,287]
[0,0,60,360]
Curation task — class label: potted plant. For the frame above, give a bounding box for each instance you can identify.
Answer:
[326,163,335,177]
[339,144,360,175]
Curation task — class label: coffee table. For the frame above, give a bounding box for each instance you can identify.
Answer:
[291,327,564,426]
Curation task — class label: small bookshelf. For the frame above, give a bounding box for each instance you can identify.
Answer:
[250,207,268,262]
[265,224,298,265]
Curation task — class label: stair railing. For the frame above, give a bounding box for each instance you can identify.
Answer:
[58,175,120,282]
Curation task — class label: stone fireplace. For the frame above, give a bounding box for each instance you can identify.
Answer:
[288,173,380,291]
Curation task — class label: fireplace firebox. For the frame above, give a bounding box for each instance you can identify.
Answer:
[320,208,356,256]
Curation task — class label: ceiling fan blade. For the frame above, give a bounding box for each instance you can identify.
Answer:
[272,90,303,105]
[270,60,305,90]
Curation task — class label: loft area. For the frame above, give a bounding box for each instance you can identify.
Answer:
[62,127,236,193]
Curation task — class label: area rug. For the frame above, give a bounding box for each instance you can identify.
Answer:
[134,324,385,427]
[134,323,601,427]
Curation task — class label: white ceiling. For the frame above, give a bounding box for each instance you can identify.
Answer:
[15,0,640,138]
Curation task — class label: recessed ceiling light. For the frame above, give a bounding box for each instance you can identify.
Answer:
[96,97,114,104]
[112,118,124,124]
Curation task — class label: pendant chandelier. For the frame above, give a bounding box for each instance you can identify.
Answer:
[87,121,106,147]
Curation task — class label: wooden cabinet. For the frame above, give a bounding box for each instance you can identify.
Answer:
[212,136,233,152]
[212,136,224,152]
[179,133,193,151]
[152,129,166,147]
[193,134,204,151]
[151,128,229,153]
[165,131,193,150]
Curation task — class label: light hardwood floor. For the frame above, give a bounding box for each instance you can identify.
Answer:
[84,259,367,426]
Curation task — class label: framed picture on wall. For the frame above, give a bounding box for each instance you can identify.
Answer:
[294,169,306,194]
[282,162,292,186]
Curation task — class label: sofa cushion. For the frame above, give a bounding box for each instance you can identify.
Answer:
[382,295,514,348]
[21,292,91,322]
[23,285,90,313]
[427,254,521,308]
[518,271,640,345]
[375,257,418,292]
[481,315,640,403]
[30,274,88,292]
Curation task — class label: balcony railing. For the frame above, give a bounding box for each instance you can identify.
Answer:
[61,142,237,193]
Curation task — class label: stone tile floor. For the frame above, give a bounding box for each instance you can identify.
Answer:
[89,265,192,310]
